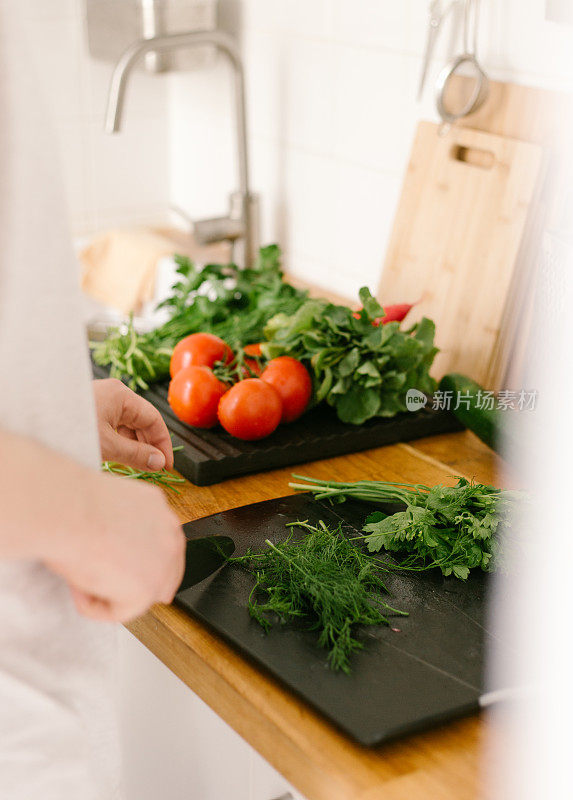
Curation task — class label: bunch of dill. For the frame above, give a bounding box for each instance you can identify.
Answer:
[230,520,406,674]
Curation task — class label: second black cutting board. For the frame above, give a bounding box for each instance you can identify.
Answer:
[92,361,463,485]
[177,493,511,747]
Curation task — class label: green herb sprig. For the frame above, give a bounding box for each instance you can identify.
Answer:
[230,520,407,673]
[289,475,523,580]
[101,452,185,493]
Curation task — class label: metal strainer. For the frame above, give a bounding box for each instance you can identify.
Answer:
[435,0,489,125]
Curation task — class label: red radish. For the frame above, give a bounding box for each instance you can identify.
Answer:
[375,303,415,325]
[353,302,416,326]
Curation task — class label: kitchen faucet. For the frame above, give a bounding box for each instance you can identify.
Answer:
[105,30,259,267]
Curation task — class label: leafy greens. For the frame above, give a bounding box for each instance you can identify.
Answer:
[262,287,438,424]
[289,475,523,579]
[91,245,308,390]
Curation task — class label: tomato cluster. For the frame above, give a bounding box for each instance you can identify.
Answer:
[167,333,312,441]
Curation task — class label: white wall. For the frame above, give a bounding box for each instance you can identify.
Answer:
[169,0,573,300]
[23,0,171,236]
[27,0,573,296]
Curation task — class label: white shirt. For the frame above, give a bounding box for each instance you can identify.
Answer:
[0,3,120,797]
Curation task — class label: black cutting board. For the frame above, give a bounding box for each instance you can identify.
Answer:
[176,493,512,747]
[92,361,463,485]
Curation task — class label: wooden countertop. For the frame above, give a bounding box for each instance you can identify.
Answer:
[128,430,501,800]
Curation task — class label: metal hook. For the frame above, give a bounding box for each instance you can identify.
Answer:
[434,0,489,125]
[417,0,460,100]
[463,0,480,56]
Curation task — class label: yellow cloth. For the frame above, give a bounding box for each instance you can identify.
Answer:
[80,227,179,314]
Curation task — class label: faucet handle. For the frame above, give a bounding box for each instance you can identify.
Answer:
[193,216,244,245]
[168,203,243,244]
[169,191,259,267]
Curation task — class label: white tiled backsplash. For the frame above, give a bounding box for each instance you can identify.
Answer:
[27,0,573,298]
[23,0,170,236]
[171,0,573,299]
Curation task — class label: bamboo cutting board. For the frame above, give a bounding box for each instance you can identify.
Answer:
[377,121,543,388]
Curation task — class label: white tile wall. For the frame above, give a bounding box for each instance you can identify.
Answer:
[331,0,412,52]
[168,58,235,220]
[169,0,573,300]
[23,0,170,236]
[22,0,573,296]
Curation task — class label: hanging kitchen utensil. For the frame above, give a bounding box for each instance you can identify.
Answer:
[417,0,459,100]
[418,0,489,127]
[435,0,489,127]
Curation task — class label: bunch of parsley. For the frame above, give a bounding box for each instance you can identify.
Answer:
[262,287,437,424]
[290,476,523,580]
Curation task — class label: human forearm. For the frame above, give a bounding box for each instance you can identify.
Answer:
[0,428,92,561]
[0,426,185,622]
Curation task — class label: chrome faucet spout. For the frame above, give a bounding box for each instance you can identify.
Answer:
[105,30,257,266]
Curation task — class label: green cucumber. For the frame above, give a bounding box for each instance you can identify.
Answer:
[438,373,502,452]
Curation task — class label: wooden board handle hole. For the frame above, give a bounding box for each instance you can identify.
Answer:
[451,145,495,169]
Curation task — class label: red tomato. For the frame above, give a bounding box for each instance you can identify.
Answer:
[242,342,265,377]
[260,356,312,423]
[218,379,282,440]
[244,343,263,357]
[170,333,234,378]
[168,366,227,428]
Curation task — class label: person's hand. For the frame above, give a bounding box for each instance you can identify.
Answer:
[1,428,186,623]
[93,379,173,471]
[45,469,186,622]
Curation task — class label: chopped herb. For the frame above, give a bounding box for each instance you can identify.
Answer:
[230,519,407,673]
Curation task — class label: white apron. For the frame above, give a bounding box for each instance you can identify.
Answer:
[0,2,120,797]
